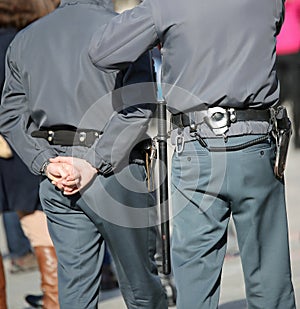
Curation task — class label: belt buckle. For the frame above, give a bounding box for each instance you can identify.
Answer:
[204,107,232,136]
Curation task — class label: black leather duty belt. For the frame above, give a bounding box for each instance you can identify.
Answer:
[31,127,102,147]
[171,108,271,129]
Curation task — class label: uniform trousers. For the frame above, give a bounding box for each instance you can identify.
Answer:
[39,163,167,309]
[171,135,296,309]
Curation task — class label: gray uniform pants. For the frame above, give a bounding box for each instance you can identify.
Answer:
[40,163,167,309]
[171,135,295,309]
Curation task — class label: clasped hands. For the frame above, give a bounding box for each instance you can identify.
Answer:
[44,157,98,195]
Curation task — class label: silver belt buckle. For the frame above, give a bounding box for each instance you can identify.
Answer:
[204,107,236,136]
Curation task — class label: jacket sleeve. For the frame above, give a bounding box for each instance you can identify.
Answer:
[84,52,157,174]
[88,0,159,72]
[0,44,57,174]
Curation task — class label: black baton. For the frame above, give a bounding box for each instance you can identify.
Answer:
[157,98,171,275]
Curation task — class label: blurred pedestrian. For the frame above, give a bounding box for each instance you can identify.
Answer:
[276,0,300,148]
[2,212,37,274]
[0,0,167,308]
[88,0,296,308]
[0,0,60,308]
[0,254,7,309]
[0,126,59,309]
[0,136,9,309]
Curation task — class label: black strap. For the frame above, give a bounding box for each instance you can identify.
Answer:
[172,109,270,128]
[234,109,270,121]
[31,128,102,147]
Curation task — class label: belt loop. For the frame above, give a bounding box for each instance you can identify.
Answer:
[188,111,197,131]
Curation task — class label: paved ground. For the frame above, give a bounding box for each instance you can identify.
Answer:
[1,139,299,309]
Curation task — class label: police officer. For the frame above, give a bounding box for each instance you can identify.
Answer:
[0,0,168,308]
[87,0,296,308]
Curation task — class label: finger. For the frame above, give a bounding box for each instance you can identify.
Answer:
[50,156,74,164]
[51,177,70,190]
[63,165,80,180]
[55,165,71,179]
[51,181,64,190]
[63,188,80,195]
[62,179,80,187]
[48,174,62,182]
[63,186,78,193]
[49,157,61,163]
[65,176,80,183]
[47,163,69,179]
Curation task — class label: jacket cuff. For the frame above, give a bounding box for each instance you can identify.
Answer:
[84,148,113,175]
[31,149,57,175]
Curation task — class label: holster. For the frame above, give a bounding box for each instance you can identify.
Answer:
[129,138,153,164]
[272,106,292,179]
[130,138,157,192]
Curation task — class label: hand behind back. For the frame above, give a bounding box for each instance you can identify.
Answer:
[45,157,97,195]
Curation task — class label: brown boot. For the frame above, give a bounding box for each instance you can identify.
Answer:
[0,255,7,309]
[34,246,59,309]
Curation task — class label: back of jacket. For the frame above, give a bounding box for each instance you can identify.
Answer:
[89,0,285,113]
[6,1,116,127]
[0,0,154,174]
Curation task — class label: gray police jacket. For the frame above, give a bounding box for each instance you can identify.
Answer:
[89,0,285,114]
[0,0,155,175]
